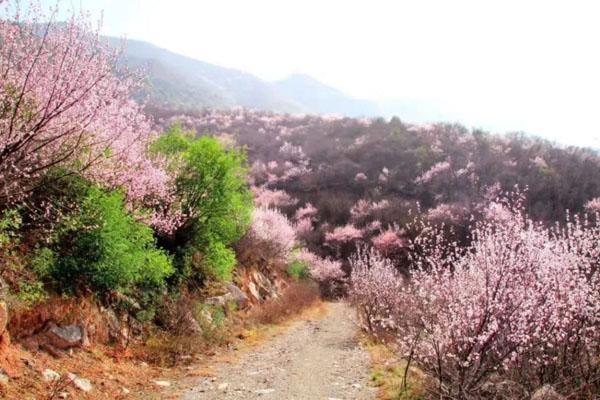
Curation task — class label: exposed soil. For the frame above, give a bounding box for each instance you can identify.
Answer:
[180,302,375,400]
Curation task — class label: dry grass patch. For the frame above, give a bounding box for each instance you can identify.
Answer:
[245,281,321,325]
[363,338,427,400]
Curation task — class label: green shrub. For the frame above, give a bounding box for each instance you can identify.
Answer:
[198,240,237,282]
[51,187,173,294]
[0,208,21,248]
[153,125,252,283]
[30,247,55,279]
[287,260,309,280]
[17,281,48,306]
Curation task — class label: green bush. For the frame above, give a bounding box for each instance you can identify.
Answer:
[0,208,21,248]
[287,260,309,280]
[198,240,237,281]
[153,125,252,283]
[30,247,55,279]
[51,187,173,293]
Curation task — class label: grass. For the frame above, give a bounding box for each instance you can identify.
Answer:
[363,339,427,400]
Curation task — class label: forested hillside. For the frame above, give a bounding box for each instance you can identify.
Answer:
[153,107,600,261]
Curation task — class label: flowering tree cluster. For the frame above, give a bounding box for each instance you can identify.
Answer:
[414,160,451,184]
[350,196,600,398]
[239,207,297,266]
[348,246,402,334]
[252,186,298,208]
[0,1,180,233]
[370,224,407,257]
[325,224,363,244]
[0,2,170,205]
[294,249,344,284]
[294,249,344,296]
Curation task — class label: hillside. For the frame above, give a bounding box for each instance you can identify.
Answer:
[273,73,379,116]
[114,38,384,117]
[154,108,600,263]
[113,38,302,112]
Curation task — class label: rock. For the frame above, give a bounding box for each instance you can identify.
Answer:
[218,382,229,390]
[42,368,61,382]
[0,302,7,335]
[46,324,84,349]
[251,271,278,300]
[153,380,171,387]
[0,370,9,386]
[248,282,260,302]
[531,385,565,400]
[254,388,275,395]
[227,284,249,309]
[181,309,201,335]
[58,392,69,399]
[122,387,130,395]
[206,293,234,307]
[113,292,141,311]
[80,325,90,348]
[0,331,10,357]
[67,372,93,392]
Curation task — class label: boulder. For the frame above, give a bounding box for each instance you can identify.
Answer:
[227,284,249,309]
[205,293,234,307]
[45,324,84,349]
[42,368,61,382]
[67,372,93,392]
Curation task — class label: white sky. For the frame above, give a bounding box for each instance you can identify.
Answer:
[44,0,600,147]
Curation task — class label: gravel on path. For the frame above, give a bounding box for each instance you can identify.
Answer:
[181,302,375,400]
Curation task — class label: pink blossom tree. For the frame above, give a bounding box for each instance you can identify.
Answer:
[0,1,170,210]
[351,195,600,397]
[243,207,296,265]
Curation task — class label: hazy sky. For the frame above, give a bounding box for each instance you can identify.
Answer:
[41,0,600,147]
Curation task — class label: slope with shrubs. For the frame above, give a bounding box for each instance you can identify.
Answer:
[152,107,600,264]
[150,108,600,399]
[0,4,334,397]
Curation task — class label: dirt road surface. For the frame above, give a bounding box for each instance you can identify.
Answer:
[180,302,375,400]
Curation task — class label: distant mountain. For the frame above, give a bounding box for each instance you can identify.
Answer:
[111,37,455,123]
[273,74,379,117]
[111,38,302,113]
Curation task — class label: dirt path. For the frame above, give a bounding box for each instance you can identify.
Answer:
[180,302,375,400]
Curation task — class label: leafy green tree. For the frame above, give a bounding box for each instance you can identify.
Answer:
[153,124,252,282]
[50,187,173,293]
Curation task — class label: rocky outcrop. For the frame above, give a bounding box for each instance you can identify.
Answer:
[206,283,250,310]
[236,268,288,304]
[45,323,87,350]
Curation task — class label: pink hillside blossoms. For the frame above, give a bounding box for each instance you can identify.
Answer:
[350,195,600,397]
[325,224,363,243]
[295,249,344,284]
[0,1,178,231]
[248,207,296,264]
[371,224,407,256]
[349,247,402,335]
